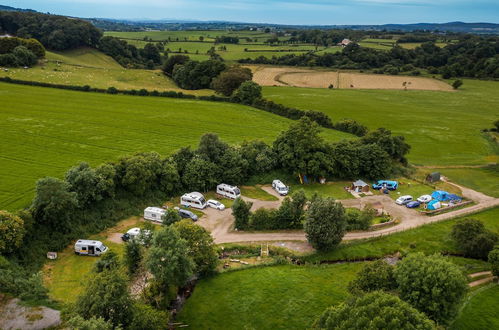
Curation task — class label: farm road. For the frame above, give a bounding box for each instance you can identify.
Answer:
[198,184,499,244]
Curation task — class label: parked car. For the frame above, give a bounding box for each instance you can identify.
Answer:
[177,208,198,221]
[417,195,432,203]
[395,195,413,205]
[121,228,152,243]
[207,199,225,210]
[406,201,421,208]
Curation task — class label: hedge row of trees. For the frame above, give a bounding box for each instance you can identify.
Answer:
[0,11,102,50]
[1,117,408,271]
[0,37,45,67]
[239,36,499,79]
[315,253,469,328]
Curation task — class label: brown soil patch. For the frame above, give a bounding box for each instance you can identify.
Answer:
[251,66,453,91]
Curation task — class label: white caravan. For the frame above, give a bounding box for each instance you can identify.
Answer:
[74,240,108,256]
[144,207,166,222]
[272,179,289,196]
[216,183,241,199]
[181,192,207,209]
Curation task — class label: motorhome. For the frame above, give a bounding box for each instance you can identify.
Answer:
[181,192,207,209]
[144,207,166,222]
[74,240,108,256]
[272,179,289,196]
[121,227,152,243]
[216,183,241,199]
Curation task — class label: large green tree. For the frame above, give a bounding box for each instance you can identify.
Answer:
[75,269,133,327]
[232,81,262,105]
[0,211,25,254]
[451,218,498,259]
[211,65,253,96]
[145,226,195,288]
[313,291,435,330]
[304,196,346,251]
[348,260,395,294]
[31,177,77,232]
[173,220,219,276]
[394,253,468,324]
[232,197,253,230]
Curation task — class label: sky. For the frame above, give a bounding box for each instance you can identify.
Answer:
[4,0,499,25]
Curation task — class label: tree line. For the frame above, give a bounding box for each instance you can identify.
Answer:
[0,11,102,50]
[239,36,499,79]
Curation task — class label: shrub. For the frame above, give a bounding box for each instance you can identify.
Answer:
[106,87,118,94]
[348,260,395,294]
[249,208,278,230]
[488,246,499,277]
[451,218,498,259]
[162,208,181,226]
[66,315,115,330]
[129,303,169,330]
[0,210,25,254]
[124,240,143,275]
[232,81,262,105]
[232,198,253,230]
[93,251,120,273]
[452,79,463,90]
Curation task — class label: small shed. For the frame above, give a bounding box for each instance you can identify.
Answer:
[351,180,370,193]
[426,172,441,183]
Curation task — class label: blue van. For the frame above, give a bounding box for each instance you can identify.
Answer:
[372,180,398,190]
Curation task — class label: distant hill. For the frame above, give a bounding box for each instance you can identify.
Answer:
[0,4,36,12]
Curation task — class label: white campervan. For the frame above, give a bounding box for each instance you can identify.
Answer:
[216,183,241,199]
[272,179,289,196]
[144,207,166,222]
[181,192,207,209]
[74,240,108,256]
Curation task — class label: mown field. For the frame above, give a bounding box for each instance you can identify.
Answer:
[264,79,499,166]
[434,166,499,198]
[451,284,499,330]
[0,48,213,95]
[178,263,363,329]
[0,82,352,211]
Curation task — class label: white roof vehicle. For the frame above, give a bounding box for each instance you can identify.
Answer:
[216,184,241,199]
[207,199,225,210]
[396,195,413,205]
[272,179,289,196]
[74,240,108,256]
[181,192,207,209]
[144,207,166,222]
[121,228,152,243]
[417,195,432,203]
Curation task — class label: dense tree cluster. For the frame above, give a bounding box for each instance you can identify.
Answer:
[211,65,253,96]
[98,36,163,68]
[240,36,499,79]
[0,37,45,67]
[215,35,239,44]
[172,59,226,89]
[0,11,102,50]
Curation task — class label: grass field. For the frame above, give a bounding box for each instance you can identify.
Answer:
[264,79,499,166]
[241,185,279,201]
[433,166,499,198]
[0,48,213,95]
[304,207,499,263]
[451,284,499,330]
[290,181,353,200]
[0,82,352,211]
[178,263,363,329]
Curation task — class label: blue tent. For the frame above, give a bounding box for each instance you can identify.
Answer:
[428,200,441,210]
[431,190,450,201]
[448,194,462,202]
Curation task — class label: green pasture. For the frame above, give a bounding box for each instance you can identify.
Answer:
[241,185,279,201]
[451,284,499,330]
[304,207,499,263]
[263,79,499,166]
[290,181,353,200]
[0,48,214,95]
[0,82,352,210]
[178,263,363,329]
[104,30,276,43]
[433,166,499,198]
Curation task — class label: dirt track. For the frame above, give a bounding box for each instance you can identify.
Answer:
[197,184,499,245]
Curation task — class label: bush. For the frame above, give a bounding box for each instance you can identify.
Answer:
[232,81,262,105]
[488,245,499,277]
[129,303,169,330]
[394,253,468,324]
[162,208,181,226]
[106,87,118,94]
[93,251,120,273]
[0,210,25,254]
[66,315,115,330]
[451,218,498,259]
[232,197,253,230]
[249,208,278,230]
[452,79,463,90]
[348,260,395,293]
[124,240,143,275]
[313,291,435,330]
[345,207,375,231]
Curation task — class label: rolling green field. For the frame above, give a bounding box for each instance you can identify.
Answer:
[264,79,499,166]
[178,263,363,329]
[0,48,213,95]
[0,82,352,211]
[451,284,499,330]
